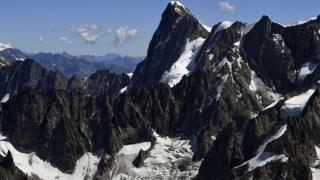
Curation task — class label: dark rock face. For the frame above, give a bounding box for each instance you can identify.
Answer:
[0,2,319,180]
[0,59,130,99]
[132,149,149,168]
[242,16,320,93]
[241,16,295,93]
[131,2,209,86]
[0,86,164,172]
[1,89,91,171]
[197,91,320,180]
[85,70,130,96]
[283,17,320,67]
[0,55,16,68]
[0,151,27,180]
[0,59,64,97]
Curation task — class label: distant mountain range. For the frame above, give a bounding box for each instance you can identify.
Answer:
[0,47,143,77]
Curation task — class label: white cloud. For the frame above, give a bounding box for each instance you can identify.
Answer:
[59,37,72,44]
[80,32,98,45]
[71,24,99,45]
[89,24,99,31]
[114,26,138,46]
[38,36,45,43]
[218,1,236,14]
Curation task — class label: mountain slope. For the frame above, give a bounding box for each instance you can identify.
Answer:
[131,1,210,86]
[0,59,130,100]
[0,2,319,180]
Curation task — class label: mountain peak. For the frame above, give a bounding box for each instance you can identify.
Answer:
[169,1,185,8]
[0,42,12,51]
[259,15,272,23]
[167,1,189,15]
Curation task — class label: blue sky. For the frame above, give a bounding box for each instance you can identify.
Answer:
[0,0,319,56]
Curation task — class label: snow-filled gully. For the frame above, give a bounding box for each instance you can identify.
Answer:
[234,88,317,172]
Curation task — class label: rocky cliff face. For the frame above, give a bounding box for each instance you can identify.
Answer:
[131,1,210,86]
[0,2,319,180]
[196,16,320,180]
[85,70,130,96]
[0,59,130,100]
[0,55,16,68]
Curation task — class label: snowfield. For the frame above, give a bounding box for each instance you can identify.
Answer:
[161,37,205,87]
[111,131,201,180]
[0,134,100,180]
[0,42,12,51]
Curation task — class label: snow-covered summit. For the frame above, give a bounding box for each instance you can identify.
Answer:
[170,1,185,9]
[0,42,12,51]
[213,21,234,36]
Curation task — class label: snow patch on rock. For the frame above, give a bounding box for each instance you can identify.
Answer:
[0,93,10,103]
[126,73,133,78]
[263,97,284,111]
[161,37,205,87]
[215,74,229,101]
[297,62,319,82]
[213,21,233,37]
[280,89,316,119]
[234,124,288,172]
[170,1,185,9]
[249,71,257,91]
[120,86,128,94]
[200,22,212,32]
[285,17,317,27]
